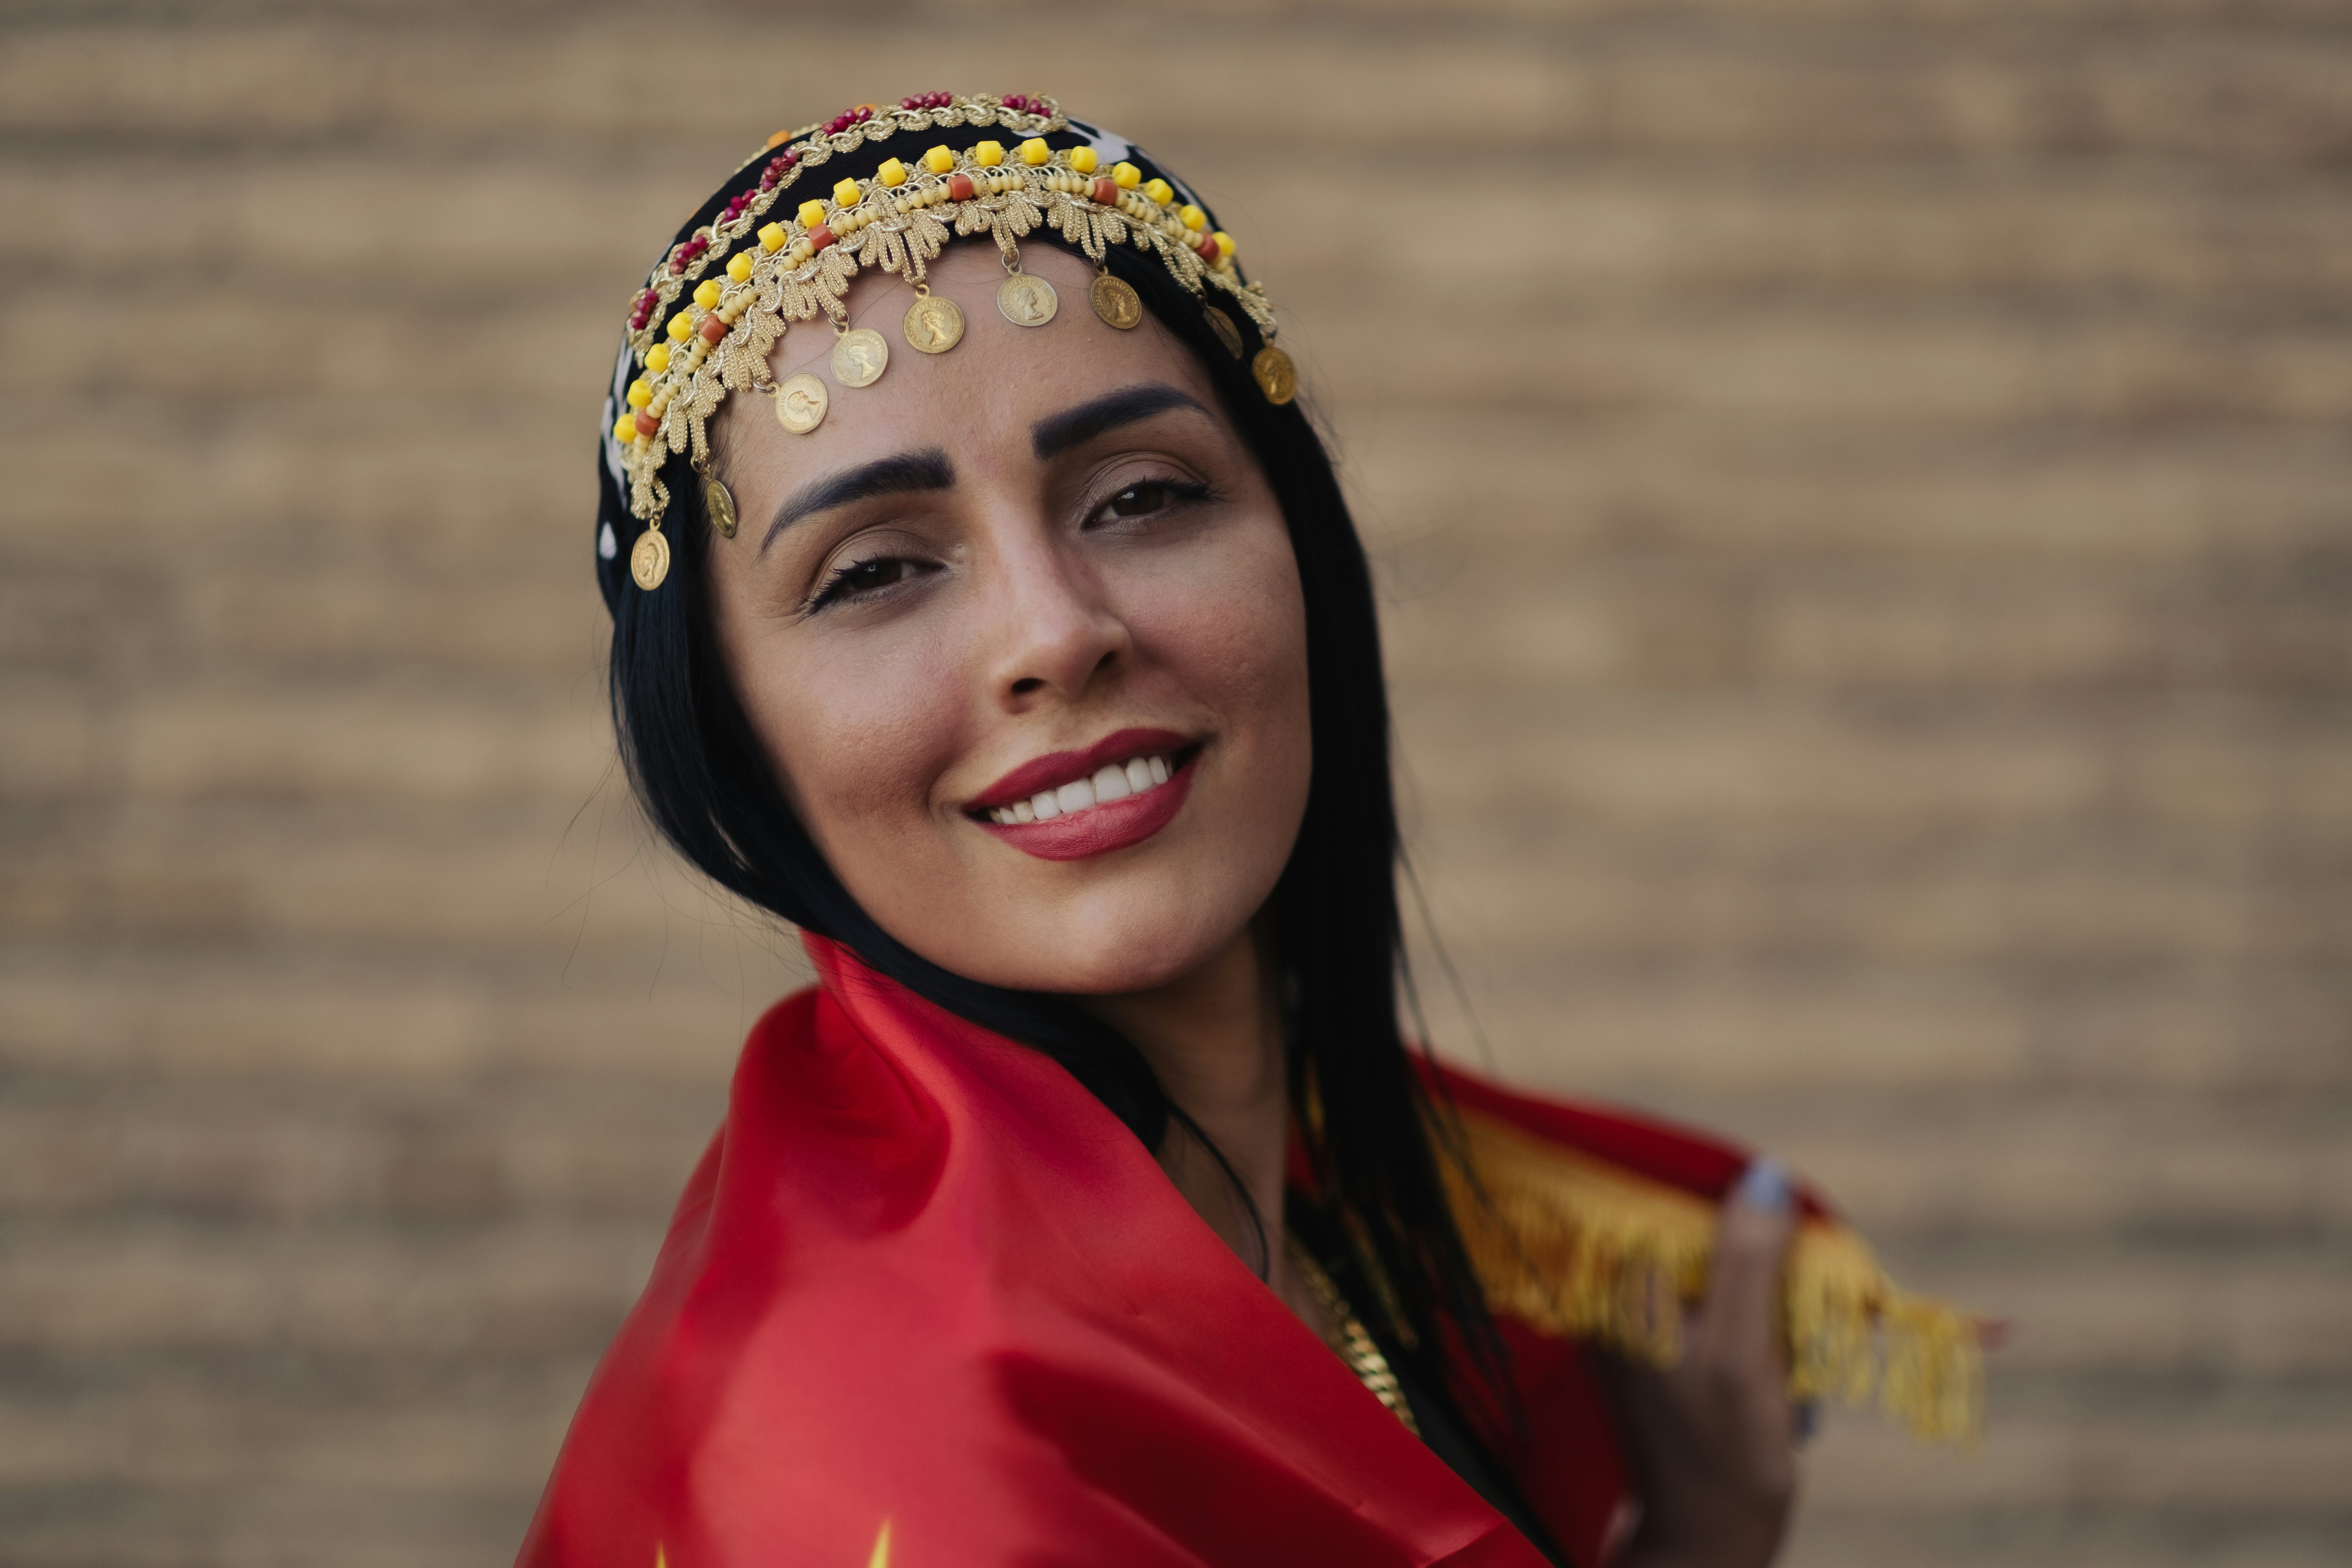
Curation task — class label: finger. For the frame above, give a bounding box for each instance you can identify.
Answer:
[1693,1158,1798,1375]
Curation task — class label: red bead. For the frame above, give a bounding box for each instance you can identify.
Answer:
[949,174,974,201]
[1092,177,1117,205]
[698,313,727,343]
[635,410,659,436]
[1196,232,1219,260]
[807,224,835,252]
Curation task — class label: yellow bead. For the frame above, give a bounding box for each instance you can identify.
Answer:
[832,177,861,206]
[1112,161,1141,189]
[1180,204,1206,231]
[922,144,954,173]
[760,221,787,252]
[693,279,721,309]
[1144,178,1174,205]
[645,343,671,373]
[973,140,1004,166]
[666,312,693,342]
[1018,137,1049,165]
[726,252,753,282]
[1214,231,1235,258]
[626,379,652,409]
[798,199,827,228]
[877,157,908,187]
[1069,146,1098,174]
[614,415,637,444]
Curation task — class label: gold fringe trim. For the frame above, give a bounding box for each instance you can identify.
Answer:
[1440,1107,1981,1443]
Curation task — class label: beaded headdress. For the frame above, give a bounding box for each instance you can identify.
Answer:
[596,92,1292,603]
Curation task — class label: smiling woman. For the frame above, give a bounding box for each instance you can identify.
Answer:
[530,94,1978,1568]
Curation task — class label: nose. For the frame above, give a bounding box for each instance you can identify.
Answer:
[982,524,1132,709]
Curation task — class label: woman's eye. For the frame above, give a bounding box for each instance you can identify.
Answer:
[810,555,916,609]
[1093,479,1209,525]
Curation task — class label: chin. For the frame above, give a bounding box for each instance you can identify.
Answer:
[911,889,1242,1000]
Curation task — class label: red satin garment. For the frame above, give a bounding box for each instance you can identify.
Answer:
[519,936,1646,1568]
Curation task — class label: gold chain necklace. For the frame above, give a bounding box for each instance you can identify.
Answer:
[1288,1238,1420,1437]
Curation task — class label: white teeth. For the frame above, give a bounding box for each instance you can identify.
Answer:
[987,752,1183,827]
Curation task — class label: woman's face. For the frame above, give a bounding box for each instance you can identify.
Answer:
[705,243,1311,996]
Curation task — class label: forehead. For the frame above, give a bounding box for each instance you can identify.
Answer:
[713,243,1216,491]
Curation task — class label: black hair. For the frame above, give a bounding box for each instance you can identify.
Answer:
[605,229,1507,1415]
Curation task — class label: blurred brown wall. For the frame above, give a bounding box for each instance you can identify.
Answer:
[3,3,2347,1564]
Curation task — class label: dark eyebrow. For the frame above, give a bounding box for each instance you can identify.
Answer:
[1030,382,1211,461]
[759,447,955,555]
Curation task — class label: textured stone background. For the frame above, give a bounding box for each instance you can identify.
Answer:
[3,2,2349,1563]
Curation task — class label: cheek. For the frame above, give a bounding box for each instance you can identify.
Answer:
[735,623,966,852]
[1143,522,1312,777]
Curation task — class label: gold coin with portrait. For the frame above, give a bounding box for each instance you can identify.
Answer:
[774,372,828,434]
[903,293,966,354]
[703,475,738,539]
[997,273,1059,328]
[831,327,889,389]
[1203,306,1244,359]
[1089,273,1142,330]
[1252,345,1297,406]
[629,527,671,591]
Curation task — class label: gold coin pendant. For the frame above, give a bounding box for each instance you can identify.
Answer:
[1089,273,1142,330]
[1253,345,1297,406]
[703,475,738,539]
[903,293,966,354]
[831,327,889,389]
[629,527,671,591]
[997,273,1059,328]
[774,372,829,434]
[1203,306,1244,359]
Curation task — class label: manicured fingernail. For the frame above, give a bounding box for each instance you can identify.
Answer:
[1736,1156,1792,1214]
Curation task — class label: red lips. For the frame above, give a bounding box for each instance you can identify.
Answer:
[968,728,1192,812]
[967,727,1198,863]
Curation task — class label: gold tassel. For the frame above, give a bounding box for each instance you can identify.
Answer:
[1441,1108,1981,1443]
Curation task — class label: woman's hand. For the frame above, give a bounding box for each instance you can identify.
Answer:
[1599,1160,1801,1568]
